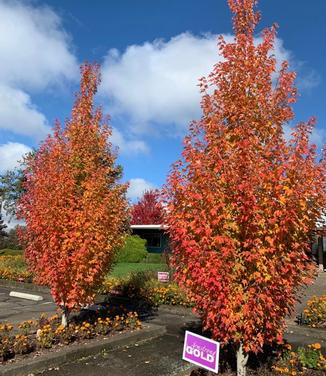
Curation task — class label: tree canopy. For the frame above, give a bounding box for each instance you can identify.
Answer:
[18,63,129,321]
[164,0,325,372]
[131,189,164,225]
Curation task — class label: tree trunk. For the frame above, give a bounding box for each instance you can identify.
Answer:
[61,307,69,327]
[236,343,249,376]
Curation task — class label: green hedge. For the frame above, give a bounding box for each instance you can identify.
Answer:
[115,235,148,263]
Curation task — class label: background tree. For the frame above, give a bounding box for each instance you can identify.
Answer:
[0,151,35,218]
[18,63,129,325]
[164,1,325,375]
[0,226,23,250]
[0,212,7,248]
[131,189,164,224]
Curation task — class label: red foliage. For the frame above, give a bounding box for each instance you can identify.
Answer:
[164,0,326,354]
[18,63,129,312]
[131,189,164,225]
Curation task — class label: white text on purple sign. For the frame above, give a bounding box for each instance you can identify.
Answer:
[186,343,216,363]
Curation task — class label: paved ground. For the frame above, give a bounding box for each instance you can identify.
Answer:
[0,272,324,324]
[33,307,326,376]
[0,273,325,375]
[0,286,56,324]
[36,308,200,376]
[293,272,326,318]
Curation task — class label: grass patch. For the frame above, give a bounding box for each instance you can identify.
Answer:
[0,248,23,256]
[0,250,169,282]
[110,262,168,278]
[143,253,165,264]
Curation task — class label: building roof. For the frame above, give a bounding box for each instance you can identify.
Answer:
[130,224,165,230]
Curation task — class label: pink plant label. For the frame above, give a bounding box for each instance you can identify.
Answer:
[182,331,220,373]
[157,271,170,282]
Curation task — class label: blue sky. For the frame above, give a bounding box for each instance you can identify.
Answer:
[0,0,325,204]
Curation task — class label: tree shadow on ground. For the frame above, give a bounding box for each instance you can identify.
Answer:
[73,294,157,326]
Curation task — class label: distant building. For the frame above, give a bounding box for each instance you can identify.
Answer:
[313,226,326,272]
[131,224,326,271]
[130,224,169,254]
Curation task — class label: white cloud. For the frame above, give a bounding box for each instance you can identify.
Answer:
[283,124,325,148]
[111,127,149,155]
[0,0,78,91]
[0,0,78,140]
[0,85,50,139]
[0,142,32,173]
[296,69,321,92]
[310,127,326,147]
[127,178,155,201]
[101,33,218,134]
[101,32,290,135]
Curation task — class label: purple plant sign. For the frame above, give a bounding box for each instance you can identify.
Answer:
[182,331,220,373]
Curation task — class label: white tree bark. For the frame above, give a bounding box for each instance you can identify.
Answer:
[61,308,69,327]
[236,343,249,376]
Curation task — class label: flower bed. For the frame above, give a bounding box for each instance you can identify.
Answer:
[101,273,192,307]
[0,255,33,283]
[300,295,326,328]
[0,309,141,363]
[272,343,326,374]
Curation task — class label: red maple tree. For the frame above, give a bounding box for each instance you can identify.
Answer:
[164,0,325,373]
[131,189,164,225]
[18,63,129,324]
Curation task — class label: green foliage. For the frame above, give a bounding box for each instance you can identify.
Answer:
[0,213,7,237]
[0,151,35,217]
[119,271,153,297]
[0,227,23,250]
[146,280,191,307]
[273,343,325,373]
[115,235,148,263]
[101,272,192,307]
[297,345,321,369]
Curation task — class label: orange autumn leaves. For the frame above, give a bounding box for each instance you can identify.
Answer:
[18,64,128,311]
[164,0,325,353]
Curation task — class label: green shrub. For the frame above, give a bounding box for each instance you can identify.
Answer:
[297,344,323,369]
[115,235,148,263]
[101,272,192,307]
